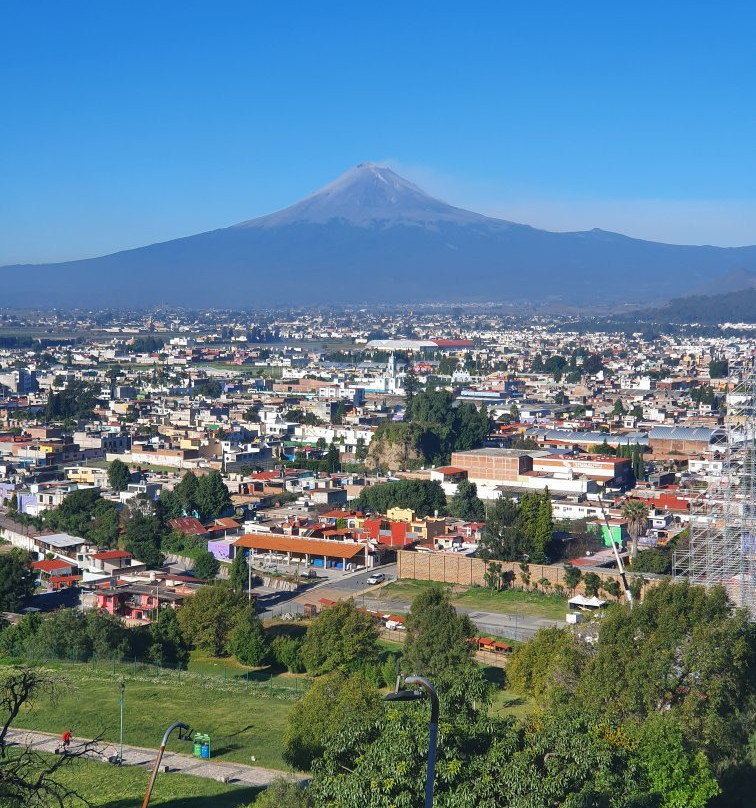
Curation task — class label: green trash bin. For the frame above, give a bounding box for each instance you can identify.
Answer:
[193,733,209,759]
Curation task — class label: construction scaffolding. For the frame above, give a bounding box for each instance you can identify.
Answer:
[674,357,756,617]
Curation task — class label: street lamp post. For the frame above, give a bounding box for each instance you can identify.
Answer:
[118,681,125,764]
[384,675,439,808]
[141,721,190,808]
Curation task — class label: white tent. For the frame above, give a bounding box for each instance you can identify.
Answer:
[568,594,607,610]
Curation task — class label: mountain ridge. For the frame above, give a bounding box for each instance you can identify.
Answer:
[4,164,756,307]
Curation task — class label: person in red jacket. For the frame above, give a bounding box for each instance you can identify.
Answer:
[61,729,72,750]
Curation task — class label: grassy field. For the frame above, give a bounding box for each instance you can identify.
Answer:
[10,663,294,770]
[454,588,568,621]
[187,650,310,691]
[34,755,262,808]
[197,363,283,377]
[370,579,568,621]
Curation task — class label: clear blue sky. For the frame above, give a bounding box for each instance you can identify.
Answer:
[3,1,756,264]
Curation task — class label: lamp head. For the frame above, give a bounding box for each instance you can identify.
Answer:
[384,688,426,703]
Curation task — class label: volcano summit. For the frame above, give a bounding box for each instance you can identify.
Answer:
[5,164,756,307]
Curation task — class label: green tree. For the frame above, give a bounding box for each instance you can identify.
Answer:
[230,607,269,666]
[622,499,649,559]
[174,471,200,516]
[601,578,622,601]
[196,471,231,520]
[311,696,658,808]
[582,571,601,596]
[636,714,720,808]
[354,436,368,461]
[401,586,476,682]
[323,443,340,475]
[533,488,554,561]
[582,353,604,375]
[107,458,131,492]
[355,479,446,518]
[88,504,121,549]
[478,495,522,560]
[176,585,248,657]
[148,606,190,667]
[507,625,590,704]
[193,550,220,580]
[562,563,582,594]
[44,379,100,421]
[300,600,379,675]
[123,512,165,568]
[403,366,420,409]
[157,488,182,520]
[271,634,304,673]
[577,581,755,768]
[447,480,485,521]
[454,403,490,451]
[251,778,312,808]
[0,551,35,612]
[27,609,92,661]
[283,671,382,771]
[331,400,347,425]
[229,549,249,594]
[85,610,129,659]
[632,547,672,574]
[708,359,728,379]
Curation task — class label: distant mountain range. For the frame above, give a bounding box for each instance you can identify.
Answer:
[5,163,756,307]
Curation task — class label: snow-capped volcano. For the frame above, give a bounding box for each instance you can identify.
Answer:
[234,163,494,227]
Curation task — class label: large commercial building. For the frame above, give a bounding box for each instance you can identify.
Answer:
[448,447,632,499]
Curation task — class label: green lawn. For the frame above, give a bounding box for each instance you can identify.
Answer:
[10,663,294,770]
[35,755,263,808]
[454,588,568,621]
[371,580,567,621]
[366,579,440,602]
[489,687,533,719]
[197,363,283,377]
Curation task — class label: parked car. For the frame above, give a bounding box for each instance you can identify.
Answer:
[366,572,385,585]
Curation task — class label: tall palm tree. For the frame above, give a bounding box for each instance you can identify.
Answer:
[622,499,649,560]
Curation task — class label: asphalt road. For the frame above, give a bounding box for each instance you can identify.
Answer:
[360,594,559,642]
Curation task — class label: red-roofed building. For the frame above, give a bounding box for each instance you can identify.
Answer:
[430,466,468,483]
[432,339,475,349]
[90,549,137,575]
[32,559,75,578]
[168,517,209,536]
[48,574,82,591]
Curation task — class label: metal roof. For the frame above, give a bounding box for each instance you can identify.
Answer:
[39,533,90,548]
[526,428,649,446]
[648,426,726,443]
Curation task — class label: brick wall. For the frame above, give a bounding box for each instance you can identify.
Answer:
[450,451,531,482]
[397,550,652,599]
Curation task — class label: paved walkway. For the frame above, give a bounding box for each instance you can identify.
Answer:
[6,729,301,787]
